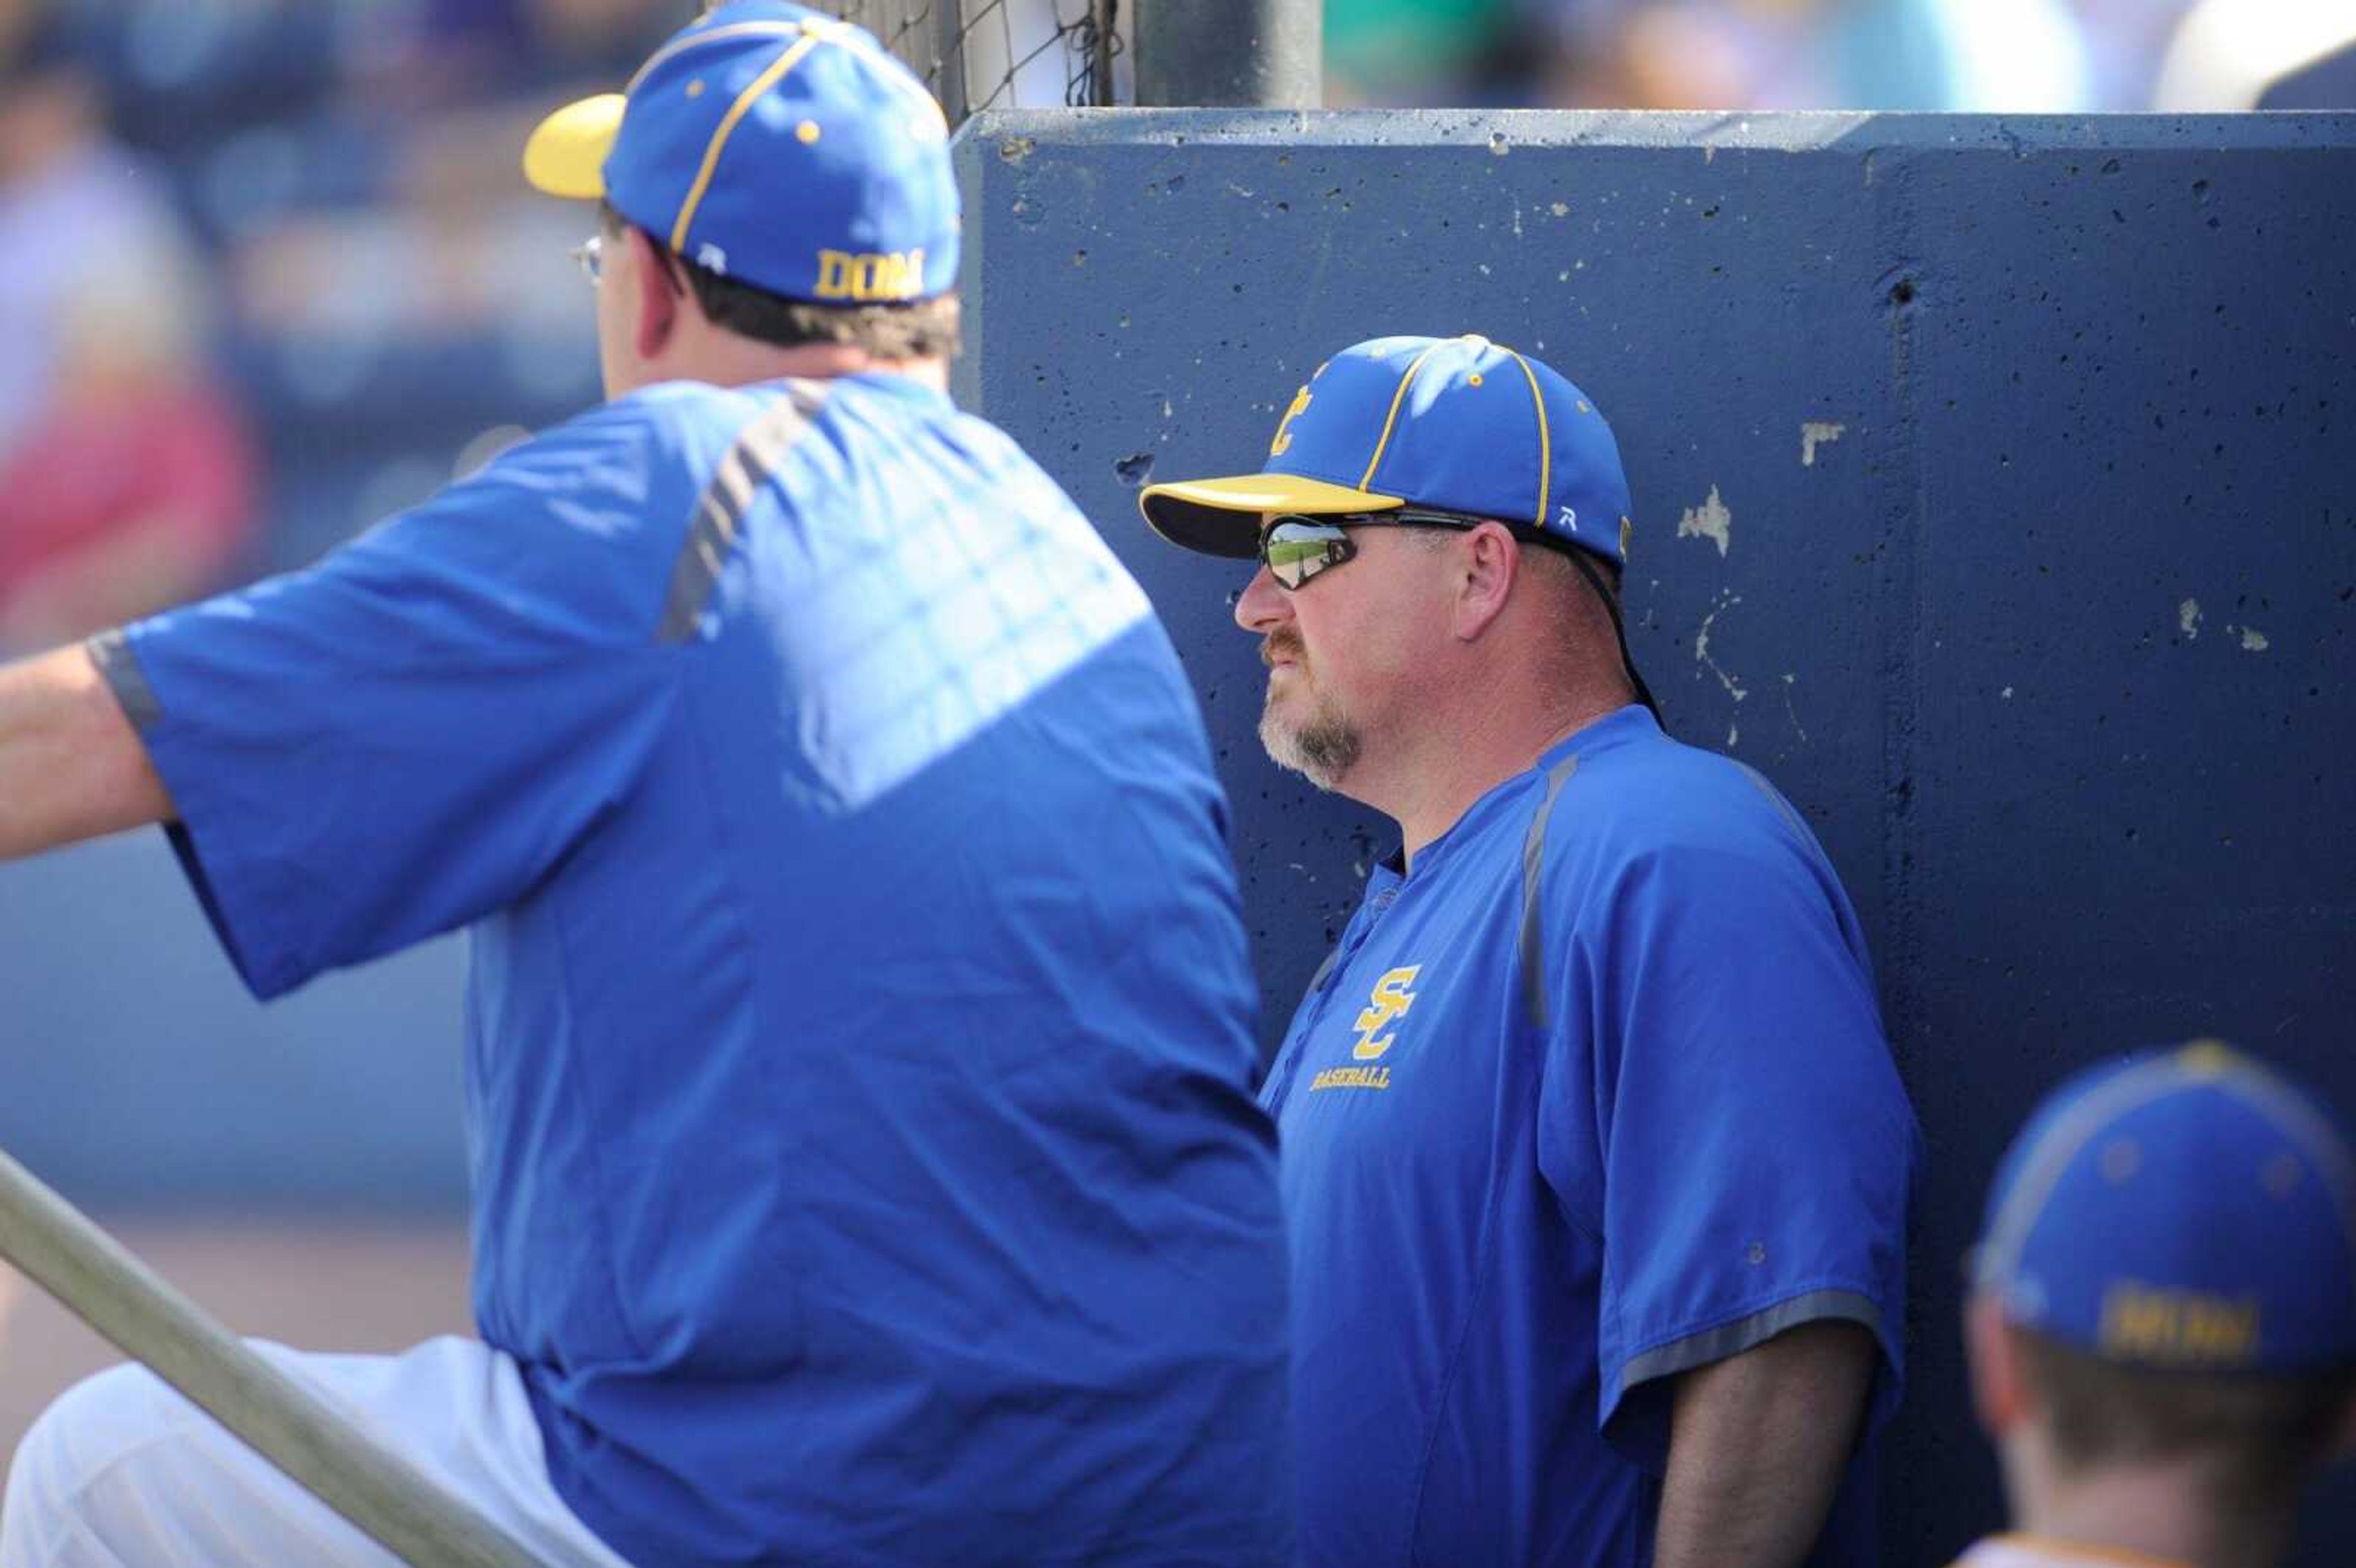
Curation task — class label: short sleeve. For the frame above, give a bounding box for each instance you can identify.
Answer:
[94,398,694,999]
[1567,836,1917,1469]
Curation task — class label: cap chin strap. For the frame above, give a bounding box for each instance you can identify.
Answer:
[1558,546,1663,729]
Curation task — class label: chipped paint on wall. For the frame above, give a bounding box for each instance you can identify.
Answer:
[1800,421,1847,467]
[2179,598,2202,639]
[1677,485,1733,556]
[1695,591,1749,703]
[2235,625,2270,652]
[1780,673,1807,742]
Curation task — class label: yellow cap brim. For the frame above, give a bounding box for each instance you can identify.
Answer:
[523,93,628,199]
[1138,473,1403,559]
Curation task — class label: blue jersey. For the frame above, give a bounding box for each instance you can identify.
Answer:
[1262,705,1915,1566]
[93,374,1292,1566]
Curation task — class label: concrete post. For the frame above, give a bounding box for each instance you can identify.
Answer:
[1134,0,1320,109]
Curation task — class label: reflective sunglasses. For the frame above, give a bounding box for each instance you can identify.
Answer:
[1257,509,1502,591]
[1255,508,1665,724]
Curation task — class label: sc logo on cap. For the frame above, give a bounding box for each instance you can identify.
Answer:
[1269,386,1313,457]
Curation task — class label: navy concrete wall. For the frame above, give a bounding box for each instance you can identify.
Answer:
[953,110,2356,1564]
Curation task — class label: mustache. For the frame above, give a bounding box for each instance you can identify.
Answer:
[1261,631,1305,669]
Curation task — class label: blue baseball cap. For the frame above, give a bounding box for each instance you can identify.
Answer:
[523,2,957,305]
[1139,334,1634,567]
[1974,1042,2356,1373]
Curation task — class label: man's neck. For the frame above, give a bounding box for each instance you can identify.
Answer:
[664,336,949,395]
[2007,1444,2290,1568]
[1366,683,1632,871]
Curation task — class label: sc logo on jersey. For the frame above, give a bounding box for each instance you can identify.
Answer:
[1353,967,1421,1059]
[1312,967,1422,1094]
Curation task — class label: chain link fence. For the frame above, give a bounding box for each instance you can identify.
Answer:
[818,0,1123,122]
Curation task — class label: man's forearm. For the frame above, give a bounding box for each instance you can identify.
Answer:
[1652,1319,1876,1568]
[0,642,172,861]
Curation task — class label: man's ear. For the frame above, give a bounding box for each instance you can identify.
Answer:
[1965,1292,2035,1437]
[1450,523,1520,642]
[626,226,683,363]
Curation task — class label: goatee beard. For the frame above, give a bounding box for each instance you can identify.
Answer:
[1260,690,1360,791]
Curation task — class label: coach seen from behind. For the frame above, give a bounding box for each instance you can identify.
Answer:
[0,5,1290,1563]
[1955,1042,2356,1568]
[1141,333,1919,1567]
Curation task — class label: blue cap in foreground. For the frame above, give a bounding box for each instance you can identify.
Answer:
[523,1,957,304]
[1139,333,1634,567]
[1974,1042,2356,1372]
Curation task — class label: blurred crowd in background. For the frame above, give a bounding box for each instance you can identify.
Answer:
[2,0,2352,660]
[0,0,672,655]
[1328,0,2356,111]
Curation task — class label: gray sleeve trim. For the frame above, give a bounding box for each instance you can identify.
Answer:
[85,629,161,730]
[657,382,828,644]
[1620,1288,1884,1391]
[1732,758,1815,844]
[1517,752,1581,1032]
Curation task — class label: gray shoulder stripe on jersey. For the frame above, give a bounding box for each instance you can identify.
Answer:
[1733,759,1813,844]
[658,386,830,644]
[783,377,833,417]
[1517,751,1582,1033]
[1619,1288,1883,1393]
[85,629,162,730]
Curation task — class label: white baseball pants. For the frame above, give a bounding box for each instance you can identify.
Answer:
[0,1335,631,1567]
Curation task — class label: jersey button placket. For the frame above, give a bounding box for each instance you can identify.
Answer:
[1265,887,1400,1111]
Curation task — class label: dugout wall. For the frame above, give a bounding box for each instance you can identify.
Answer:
[952,110,2356,1564]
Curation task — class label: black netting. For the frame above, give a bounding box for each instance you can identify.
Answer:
[818,0,1121,121]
